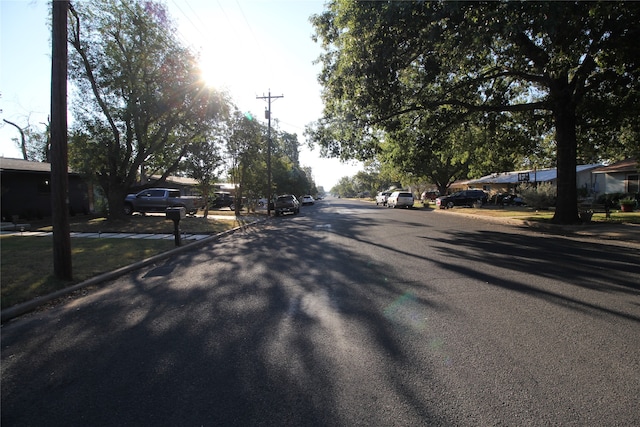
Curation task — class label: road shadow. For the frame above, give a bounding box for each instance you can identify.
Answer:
[1,208,450,426]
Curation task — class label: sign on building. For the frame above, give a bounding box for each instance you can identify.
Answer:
[518,172,530,182]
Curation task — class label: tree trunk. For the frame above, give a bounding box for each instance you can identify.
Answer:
[551,79,580,224]
[105,183,129,219]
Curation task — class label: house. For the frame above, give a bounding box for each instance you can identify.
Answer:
[0,157,90,221]
[145,175,238,196]
[590,159,639,197]
[465,164,603,197]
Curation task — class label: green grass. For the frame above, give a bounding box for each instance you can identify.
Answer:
[1,212,259,309]
[417,201,640,224]
[1,235,175,309]
[33,211,258,234]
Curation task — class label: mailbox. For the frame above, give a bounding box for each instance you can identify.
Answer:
[166,207,186,246]
[166,206,186,221]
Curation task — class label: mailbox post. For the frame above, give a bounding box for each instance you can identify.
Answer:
[166,207,186,246]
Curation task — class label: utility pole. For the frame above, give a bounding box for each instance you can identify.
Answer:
[50,0,72,280]
[256,90,283,216]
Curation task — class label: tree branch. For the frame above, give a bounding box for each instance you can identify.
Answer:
[2,119,27,160]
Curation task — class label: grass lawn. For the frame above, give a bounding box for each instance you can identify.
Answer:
[1,235,175,309]
[418,201,640,224]
[33,210,262,234]
[1,211,262,309]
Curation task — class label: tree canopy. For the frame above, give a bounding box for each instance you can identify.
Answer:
[309,1,640,224]
[68,0,228,217]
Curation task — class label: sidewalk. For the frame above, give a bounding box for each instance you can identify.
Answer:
[0,229,213,241]
[0,213,261,240]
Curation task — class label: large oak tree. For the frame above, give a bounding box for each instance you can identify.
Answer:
[309,1,639,224]
[68,0,227,217]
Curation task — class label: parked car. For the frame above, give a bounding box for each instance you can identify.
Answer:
[209,192,235,209]
[124,188,200,216]
[301,195,315,205]
[421,191,440,202]
[376,191,392,206]
[497,193,525,206]
[436,190,488,209]
[387,191,414,208]
[274,194,300,216]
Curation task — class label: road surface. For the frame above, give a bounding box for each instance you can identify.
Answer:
[2,197,639,425]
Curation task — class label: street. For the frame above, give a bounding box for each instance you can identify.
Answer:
[2,197,639,426]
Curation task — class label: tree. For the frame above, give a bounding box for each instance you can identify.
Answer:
[183,129,225,218]
[331,176,357,198]
[68,0,227,218]
[269,127,314,197]
[310,1,640,224]
[226,109,265,213]
[2,118,50,162]
[2,119,28,160]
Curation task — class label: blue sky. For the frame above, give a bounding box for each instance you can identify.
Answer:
[0,0,362,190]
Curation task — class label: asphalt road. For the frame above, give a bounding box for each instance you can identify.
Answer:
[2,197,639,426]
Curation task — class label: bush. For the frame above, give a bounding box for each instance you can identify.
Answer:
[520,183,557,210]
[596,193,635,208]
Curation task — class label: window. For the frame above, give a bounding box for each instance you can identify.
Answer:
[628,174,639,195]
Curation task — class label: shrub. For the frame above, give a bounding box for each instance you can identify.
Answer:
[520,183,557,210]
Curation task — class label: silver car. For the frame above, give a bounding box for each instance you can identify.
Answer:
[387,191,414,208]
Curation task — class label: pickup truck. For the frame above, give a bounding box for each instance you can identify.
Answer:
[209,192,243,210]
[273,194,300,216]
[124,188,200,216]
[375,191,392,206]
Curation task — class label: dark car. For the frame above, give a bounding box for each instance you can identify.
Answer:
[421,191,440,202]
[209,192,240,210]
[274,194,300,216]
[436,190,488,209]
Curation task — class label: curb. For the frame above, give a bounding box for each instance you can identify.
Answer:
[1,218,266,324]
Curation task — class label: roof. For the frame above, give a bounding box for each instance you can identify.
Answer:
[1,157,53,173]
[149,175,237,190]
[0,157,79,174]
[467,164,602,185]
[591,158,638,174]
[149,175,199,186]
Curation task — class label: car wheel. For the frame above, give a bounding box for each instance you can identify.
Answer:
[473,199,483,208]
[123,204,133,215]
[446,201,454,209]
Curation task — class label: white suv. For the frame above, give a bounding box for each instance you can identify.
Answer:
[387,191,414,208]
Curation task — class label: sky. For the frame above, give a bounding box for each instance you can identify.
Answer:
[0,0,362,190]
